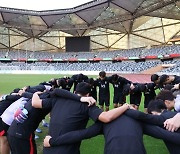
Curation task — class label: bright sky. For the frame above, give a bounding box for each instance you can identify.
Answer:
[0,0,93,11]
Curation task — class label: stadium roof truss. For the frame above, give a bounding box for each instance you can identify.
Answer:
[0,0,180,52]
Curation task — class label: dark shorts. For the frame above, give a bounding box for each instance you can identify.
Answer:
[0,119,9,136]
[144,94,155,108]
[99,96,110,106]
[7,134,37,154]
[130,94,142,106]
[113,94,126,104]
[144,98,153,108]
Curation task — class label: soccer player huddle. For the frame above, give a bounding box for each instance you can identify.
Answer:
[0,72,180,154]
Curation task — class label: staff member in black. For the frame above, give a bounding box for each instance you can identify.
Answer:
[32,82,130,154]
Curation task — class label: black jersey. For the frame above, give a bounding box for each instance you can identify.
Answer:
[110,76,131,95]
[7,92,51,139]
[129,83,143,106]
[49,115,146,154]
[172,75,180,85]
[0,95,21,115]
[143,83,156,108]
[90,84,97,100]
[71,74,88,92]
[0,95,21,133]
[58,77,73,91]
[96,77,110,96]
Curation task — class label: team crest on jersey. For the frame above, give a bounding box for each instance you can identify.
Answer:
[114,84,119,87]
[101,84,105,88]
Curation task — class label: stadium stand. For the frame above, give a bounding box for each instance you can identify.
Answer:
[0,59,179,74]
[0,45,180,59]
[0,44,180,75]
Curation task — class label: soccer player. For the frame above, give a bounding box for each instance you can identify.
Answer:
[164,113,180,132]
[57,77,73,91]
[1,84,52,151]
[44,115,146,154]
[96,71,110,111]
[162,84,180,131]
[123,83,143,110]
[71,73,88,92]
[7,88,96,154]
[142,82,156,113]
[155,90,177,111]
[86,78,97,100]
[109,74,132,108]
[125,99,180,154]
[159,74,180,87]
[44,100,180,154]
[0,88,22,154]
[32,82,130,154]
[151,74,160,85]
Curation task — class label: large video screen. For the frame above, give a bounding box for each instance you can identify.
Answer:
[66,36,90,52]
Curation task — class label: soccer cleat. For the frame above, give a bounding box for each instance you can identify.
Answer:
[35,128,42,133]
[42,122,49,128]
[34,135,39,140]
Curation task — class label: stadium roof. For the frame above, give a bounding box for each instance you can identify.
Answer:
[0,0,180,52]
[0,0,92,11]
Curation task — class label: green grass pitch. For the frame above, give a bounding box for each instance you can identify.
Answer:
[0,74,168,154]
